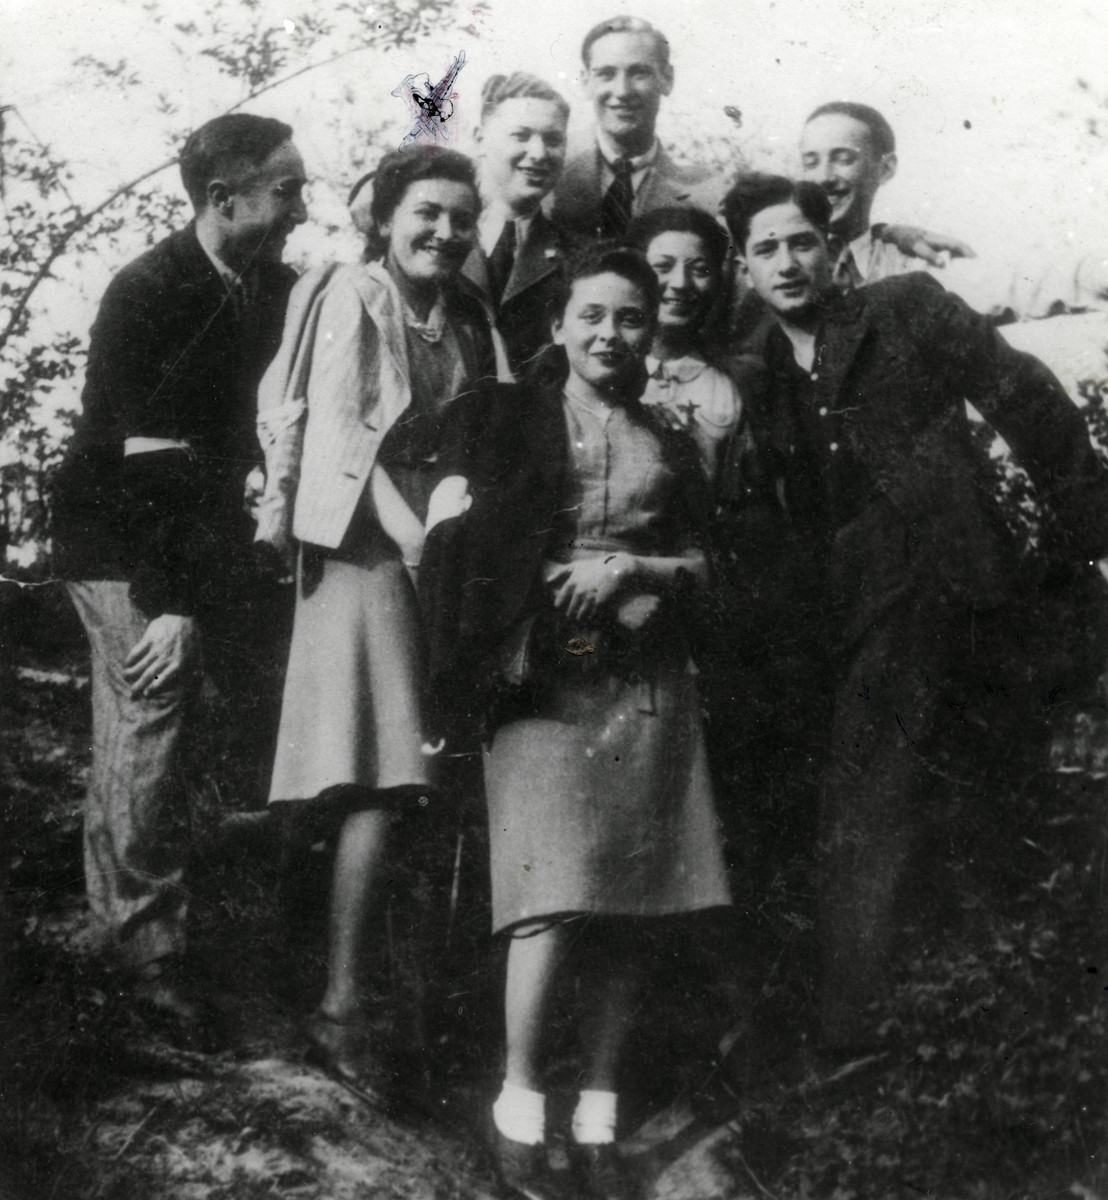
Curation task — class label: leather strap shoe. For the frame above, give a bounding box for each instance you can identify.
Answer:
[491,1130,566,1200]
[566,1142,640,1200]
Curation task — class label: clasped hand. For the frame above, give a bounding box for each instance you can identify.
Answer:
[123,613,199,699]
[544,553,637,622]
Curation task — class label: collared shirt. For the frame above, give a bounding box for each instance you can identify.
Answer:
[831,225,921,290]
[195,226,262,307]
[595,131,659,198]
[478,206,536,258]
[765,324,872,537]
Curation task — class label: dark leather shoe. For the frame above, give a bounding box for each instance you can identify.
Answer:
[491,1130,565,1200]
[566,1143,640,1200]
[303,1009,391,1111]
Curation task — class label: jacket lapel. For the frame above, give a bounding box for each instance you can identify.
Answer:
[461,243,491,300]
[502,212,562,307]
[552,150,603,228]
[635,146,693,214]
[346,260,412,424]
[814,287,873,417]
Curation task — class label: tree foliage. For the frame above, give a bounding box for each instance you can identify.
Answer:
[0,0,462,566]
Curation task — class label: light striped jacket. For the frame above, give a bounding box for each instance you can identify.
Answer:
[255,259,508,552]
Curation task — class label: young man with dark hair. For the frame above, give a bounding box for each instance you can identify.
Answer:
[551,15,714,239]
[53,113,308,1041]
[721,172,1108,1051]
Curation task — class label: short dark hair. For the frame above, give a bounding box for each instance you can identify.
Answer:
[527,242,659,392]
[351,146,479,260]
[626,206,731,273]
[722,174,831,251]
[553,242,662,317]
[179,113,293,209]
[805,101,896,158]
[479,72,569,125]
[581,15,670,70]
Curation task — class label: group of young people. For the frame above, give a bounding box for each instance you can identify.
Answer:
[52,15,1108,1200]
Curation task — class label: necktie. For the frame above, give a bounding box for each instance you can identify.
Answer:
[828,236,859,290]
[600,157,634,239]
[487,218,517,304]
[229,268,259,321]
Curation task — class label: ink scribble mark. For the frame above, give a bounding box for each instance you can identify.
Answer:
[392,50,467,149]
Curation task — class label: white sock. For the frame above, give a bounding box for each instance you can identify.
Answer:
[572,1089,618,1145]
[492,1080,546,1146]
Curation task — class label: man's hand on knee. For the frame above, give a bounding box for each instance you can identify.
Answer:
[124,614,199,698]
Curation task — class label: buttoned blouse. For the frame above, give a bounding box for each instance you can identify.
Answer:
[554,387,676,556]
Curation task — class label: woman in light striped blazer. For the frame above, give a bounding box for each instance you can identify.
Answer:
[255,145,506,1109]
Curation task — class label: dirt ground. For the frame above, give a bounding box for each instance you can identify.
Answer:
[3,588,1108,1200]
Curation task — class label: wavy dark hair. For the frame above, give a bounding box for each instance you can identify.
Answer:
[721,173,831,251]
[626,205,734,361]
[346,145,480,260]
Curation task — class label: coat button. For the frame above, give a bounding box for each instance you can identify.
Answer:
[818,406,828,416]
[829,442,839,452]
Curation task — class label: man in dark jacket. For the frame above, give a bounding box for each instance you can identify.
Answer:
[721,173,1108,1050]
[52,113,306,1034]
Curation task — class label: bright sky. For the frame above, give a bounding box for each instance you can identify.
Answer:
[2,0,1106,343]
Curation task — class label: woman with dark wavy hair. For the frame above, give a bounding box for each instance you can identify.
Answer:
[423,242,730,1198]
[255,145,505,1108]
[627,205,744,489]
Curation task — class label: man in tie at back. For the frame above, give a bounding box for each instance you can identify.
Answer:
[552,15,715,240]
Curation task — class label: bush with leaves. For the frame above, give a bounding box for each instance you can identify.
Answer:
[0,0,462,567]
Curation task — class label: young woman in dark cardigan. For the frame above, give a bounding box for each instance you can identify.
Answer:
[422,244,731,1200]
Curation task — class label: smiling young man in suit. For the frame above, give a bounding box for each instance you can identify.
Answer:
[552,15,715,240]
[722,173,1108,1052]
[462,72,575,378]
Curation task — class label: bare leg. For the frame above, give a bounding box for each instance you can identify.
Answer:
[320,807,392,1020]
[504,925,569,1089]
[579,948,643,1091]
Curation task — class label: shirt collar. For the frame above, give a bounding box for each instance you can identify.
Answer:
[564,374,616,423]
[400,291,448,344]
[596,130,659,172]
[195,225,245,292]
[848,226,878,261]
[645,353,708,384]
[478,205,535,257]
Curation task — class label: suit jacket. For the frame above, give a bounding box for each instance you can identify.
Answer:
[255,260,506,552]
[551,143,719,237]
[462,211,573,378]
[52,223,295,616]
[744,272,1108,643]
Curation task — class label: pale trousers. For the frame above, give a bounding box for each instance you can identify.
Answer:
[67,581,194,971]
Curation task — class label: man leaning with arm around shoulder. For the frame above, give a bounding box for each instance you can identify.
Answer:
[52,114,307,1044]
[721,173,1108,1053]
